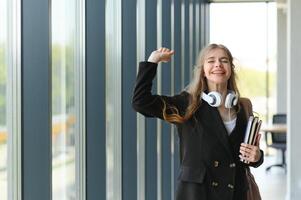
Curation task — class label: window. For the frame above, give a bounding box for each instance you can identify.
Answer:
[0,0,8,198]
[52,0,85,199]
[105,1,122,199]
[210,2,277,122]
[0,0,21,199]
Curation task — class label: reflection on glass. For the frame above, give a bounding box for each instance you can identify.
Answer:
[0,0,8,199]
[52,0,76,199]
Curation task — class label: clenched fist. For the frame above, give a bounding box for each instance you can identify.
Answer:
[148,47,175,63]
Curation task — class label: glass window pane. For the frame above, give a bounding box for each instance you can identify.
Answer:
[52,0,77,199]
[210,2,277,122]
[0,0,8,199]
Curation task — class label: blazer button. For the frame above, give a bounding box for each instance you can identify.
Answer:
[212,181,218,187]
[229,163,236,168]
[214,161,219,167]
[227,184,234,189]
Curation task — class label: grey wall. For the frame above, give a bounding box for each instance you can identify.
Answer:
[277,0,287,113]
[86,0,106,199]
[22,0,51,199]
[286,0,301,199]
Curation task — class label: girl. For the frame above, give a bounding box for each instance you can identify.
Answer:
[132,44,263,200]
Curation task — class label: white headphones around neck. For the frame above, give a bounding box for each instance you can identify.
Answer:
[201,91,238,108]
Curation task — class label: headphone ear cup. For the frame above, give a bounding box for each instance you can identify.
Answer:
[225,93,238,108]
[207,91,222,107]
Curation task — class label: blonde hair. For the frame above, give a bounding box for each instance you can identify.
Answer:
[163,43,240,123]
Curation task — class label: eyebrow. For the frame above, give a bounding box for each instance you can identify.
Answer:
[206,56,229,60]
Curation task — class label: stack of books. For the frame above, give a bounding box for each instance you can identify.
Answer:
[241,116,262,163]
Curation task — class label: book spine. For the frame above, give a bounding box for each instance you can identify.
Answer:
[241,116,262,164]
[243,116,254,144]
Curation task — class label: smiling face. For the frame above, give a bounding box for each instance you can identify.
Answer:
[203,48,232,88]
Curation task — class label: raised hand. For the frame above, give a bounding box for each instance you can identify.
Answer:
[147,47,175,64]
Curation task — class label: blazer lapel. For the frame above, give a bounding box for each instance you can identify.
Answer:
[200,103,234,159]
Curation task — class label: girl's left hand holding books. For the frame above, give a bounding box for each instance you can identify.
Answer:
[239,134,262,163]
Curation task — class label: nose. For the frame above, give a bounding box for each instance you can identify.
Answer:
[214,60,222,68]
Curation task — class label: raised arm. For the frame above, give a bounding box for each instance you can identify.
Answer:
[132,48,189,121]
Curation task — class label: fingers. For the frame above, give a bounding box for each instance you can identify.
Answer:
[239,143,261,163]
[156,47,174,63]
[156,47,163,53]
[148,47,174,63]
[157,47,172,52]
[157,47,174,55]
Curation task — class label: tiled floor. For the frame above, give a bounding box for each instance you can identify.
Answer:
[251,152,286,200]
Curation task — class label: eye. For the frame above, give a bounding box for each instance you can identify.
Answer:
[208,60,214,63]
[221,59,229,63]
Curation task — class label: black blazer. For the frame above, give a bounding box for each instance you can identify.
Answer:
[132,62,264,200]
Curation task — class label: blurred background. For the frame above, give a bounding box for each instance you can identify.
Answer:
[0,0,300,200]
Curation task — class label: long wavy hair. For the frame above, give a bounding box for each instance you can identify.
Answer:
[163,43,240,123]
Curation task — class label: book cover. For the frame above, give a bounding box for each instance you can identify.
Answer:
[243,116,254,144]
[251,119,262,145]
[248,117,259,144]
[241,116,261,163]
